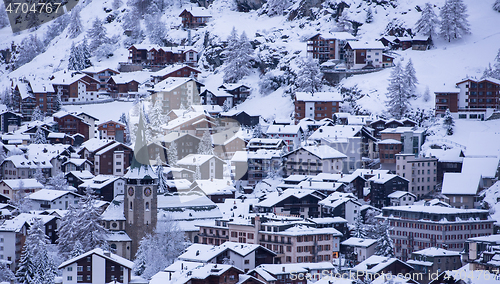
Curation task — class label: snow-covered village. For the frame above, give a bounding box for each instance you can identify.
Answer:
[0,0,498,282]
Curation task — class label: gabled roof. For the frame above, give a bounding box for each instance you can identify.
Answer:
[266,124,301,135]
[1,179,43,190]
[346,41,385,50]
[461,157,499,179]
[341,237,377,248]
[59,248,133,269]
[180,6,212,17]
[178,242,276,263]
[81,66,119,74]
[191,179,235,196]
[29,80,55,93]
[28,189,81,202]
[78,175,123,190]
[101,200,125,221]
[50,70,98,85]
[309,32,356,41]
[151,77,201,93]
[309,125,364,141]
[257,188,324,207]
[177,154,225,166]
[368,173,408,184]
[412,247,460,257]
[441,172,481,196]
[66,170,95,180]
[153,64,201,77]
[150,263,240,284]
[63,158,91,167]
[351,255,412,274]
[388,190,416,199]
[95,141,131,156]
[79,138,116,153]
[286,145,347,160]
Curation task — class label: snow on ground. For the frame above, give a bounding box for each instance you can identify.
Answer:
[63,101,134,123]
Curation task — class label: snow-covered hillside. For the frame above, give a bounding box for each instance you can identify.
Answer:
[1,0,499,121]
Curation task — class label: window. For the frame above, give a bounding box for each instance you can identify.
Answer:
[87,266,91,271]
[87,275,91,281]
[67,267,72,271]
[111,266,115,271]
[67,276,72,281]
[77,266,83,272]
[244,259,250,264]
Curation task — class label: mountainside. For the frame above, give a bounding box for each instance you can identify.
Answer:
[0,0,499,121]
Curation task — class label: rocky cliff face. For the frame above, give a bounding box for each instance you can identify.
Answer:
[235,0,267,11]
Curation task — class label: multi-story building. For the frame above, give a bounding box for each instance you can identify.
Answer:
[294,92,342,122]
[218,84,251,106]
[150,77,204,114]
[369,173,409,208]
[93,142,133,176]
[53,111,91,141]
[435,77,500,119]
[12,80,58,121]
[231,149,282,186]
[283,145,347,176]
[378,205,494,261]
[345,41,386,69]
[98,120,127,142]
[380,127,426,156]
[396,154,438,199]
[151,65,201,83]
[255,189,325,218]
[128,44,199,66]
[81,67,120,92]
[176,154,225,180]
[265,125,303,152]
[0,110,22,133]
[306,32,356,63]
[50,70,100,103]
[179,7,212,28]
[407,248,462,284]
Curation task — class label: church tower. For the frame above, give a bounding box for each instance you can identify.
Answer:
[124,108,158,257]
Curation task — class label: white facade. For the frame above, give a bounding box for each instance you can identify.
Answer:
[305,102,315,118]
[395,154,438,199]
[0,232,16,271]
[113,152,125,176]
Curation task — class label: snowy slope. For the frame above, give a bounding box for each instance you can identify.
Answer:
[0,0,499,121]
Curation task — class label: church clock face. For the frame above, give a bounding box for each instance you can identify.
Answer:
[128,187,135,196]
[144,187,152,197]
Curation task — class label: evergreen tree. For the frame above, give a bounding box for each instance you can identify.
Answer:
[57,188,108,259]
[68,8,83,39]
[482,49,500,80]
[365,7,374,23]
[87,17,110,52]
[122,11,145,47]
[336,10,352,33]
[374,219,394,257]
[443,109,454,135]
[16,218,57,284]
[47,173,69,190]
[423,86,431,102]
[31,106,44,122]
[222,99,232,112]
[0,261,14,282]
[198,130,214,155]
[34,164,46,185]
[44,14,69,46]
[54,93,62,112]
[145,13,167,45]
[112,0,123,10]
[133,218,185,279]
[69,241,85,259]
[119,113,128,124]
[296,57,322,94]
[415,3,440,37]
[440,0,471,42]
[167,141,178,167]
[32,126,47,144]
[156,165,168,193]
[148,98,165,136]
[0,4,9,30]
[11,180,33,213]
[494,0,500,12]
[404,59,418,97]
[352,213,367,239]
[14,35,44,69]
[386,63,411,119]
[223,28,253,83]
[194,165,201,180]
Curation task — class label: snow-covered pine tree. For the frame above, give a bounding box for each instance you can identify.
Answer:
[386,62,411,119]
[223,28,253,83]
[133,217,185,279]
[148,97,165,136]
[14,35,44,69]
[423,86,431,102]
[11,180,33,213]
[483,49,500,80]
[68,8,84,39]
[68,42,80,70]
[0,4,9,29]
[87,17,110,52]
[443,109,454,135]
[70,241,85,259]
[119,113,128,124]
[112,0,123,10]
[54,93,62,112]
[31,106,44,122]
[296,57,322,94]
[32,126,47,144]
[352,213,367,239]
[47,173,69,190]
[34,164,46,185]
[167,141,178,167]
[440,0,471,42]
[404,59,418,97]
[16,218,56,284]
[374,219,395,257]
[365,7,373,23]
[198,130,214,155]
[415,3,440,37]
[145,13,167,45]
[44,14,69,46]
[336,10,352,33]
[0,261,14,283]
[156,165,168,193]
[494,0,500,12]
[122,11,145,47]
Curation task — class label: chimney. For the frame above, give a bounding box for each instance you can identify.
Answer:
[282,267,285,272]
[181,263,184,270]
[371,169,373,174]
[169,272,172,280]
[378,173,380,179]
[104,251,111,257]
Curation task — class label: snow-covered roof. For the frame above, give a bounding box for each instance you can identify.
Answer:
[368,173,408,184]
[434,87,460,93]
[29,80,55,93]
[295,91,342,102]
[312,32,356,41]
[110,72,151,85]
[1,179,43,190]
[462,157,499,179]
[179,242,275,263]
[309,125,363,140]
[266,124,301,135]
[16,82,32,99]
[153,64,200,77]
[380,126,424,134]
[106,231,132,242]
[466,132,500,158]
[59,248,133,269]
[80,138,114,153]
[377,139,402,144]
[2,155,53,169]
[177,154,224,166]
[426,148,464,163]
[292,145,347,160]
[192,179,235,195]
[352,255,409,273]
[256,264,308,275]
[150,263,238,284]
[28,189,81,202]
[152,77,195,92]
[307,217,348,224]
[101,200,125,221]
[412,247,460,257]
[67,170,95,180]
[388,191,416,199]
[382,205,489,215]
[257,189,323,207]
[81,66,119,74]
[95,141,130,156]
[63,158,90,167]
[441,172,481,196]
[296,180,344,192]
[50,70,92,85]
[347,41,386,50]
[183,6,212,17]
[249,267,277,281]
[341,237,377,247]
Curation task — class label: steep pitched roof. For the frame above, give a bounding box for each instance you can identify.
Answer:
[59,248,133,269]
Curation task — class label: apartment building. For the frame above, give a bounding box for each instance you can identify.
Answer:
[294,92,342,122]
[395,154,438,199]
[307,32,356,62]
[407,248,462,284]
[378,205,494,261]
[149,78,204,114]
